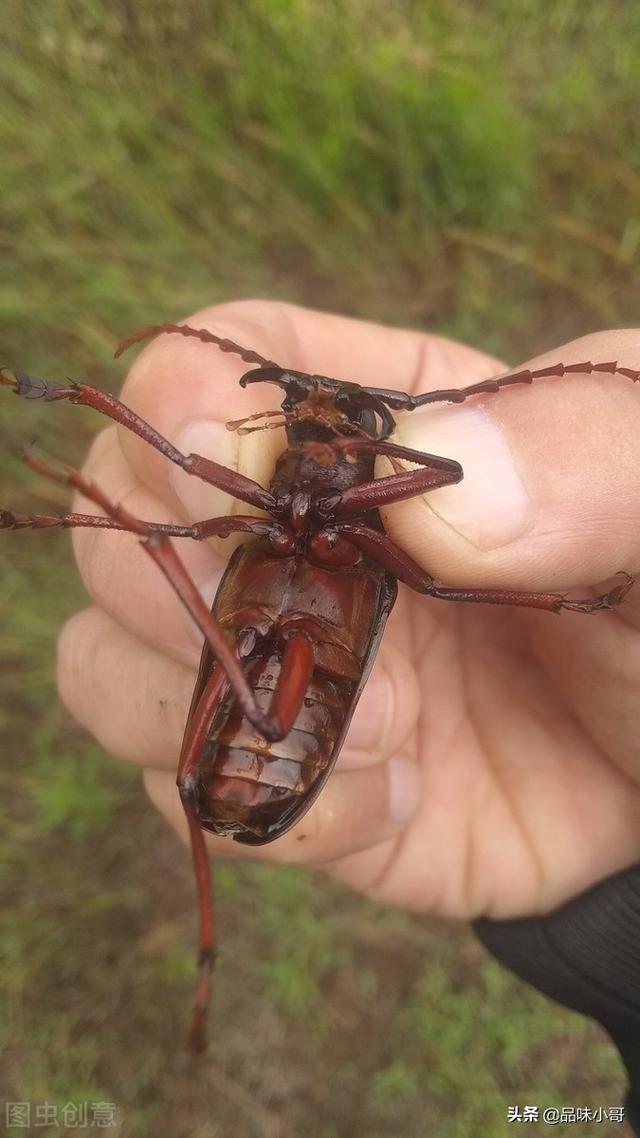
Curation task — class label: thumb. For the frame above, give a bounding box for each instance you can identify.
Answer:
[382,329,640,600]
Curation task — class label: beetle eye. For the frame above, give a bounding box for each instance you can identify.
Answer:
[335,393,359,414]
[282,380,310,409]
[358,407,378,436]
[335,394,379,437]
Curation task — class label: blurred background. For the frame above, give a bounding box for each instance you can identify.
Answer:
[1,2,639,1135]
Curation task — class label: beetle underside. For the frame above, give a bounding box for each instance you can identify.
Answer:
[2,318,637,1053]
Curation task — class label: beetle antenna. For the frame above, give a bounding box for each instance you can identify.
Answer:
[114,323,278,369]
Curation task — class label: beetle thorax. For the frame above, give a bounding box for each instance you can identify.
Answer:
[269,444,374,514]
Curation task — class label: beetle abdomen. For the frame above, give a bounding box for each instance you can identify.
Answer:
[196,653,353,840]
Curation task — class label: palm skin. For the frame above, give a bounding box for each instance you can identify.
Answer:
[56,301,640,923]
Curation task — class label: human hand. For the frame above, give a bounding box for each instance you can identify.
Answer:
[57,301,640,920]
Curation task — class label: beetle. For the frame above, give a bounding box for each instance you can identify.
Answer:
[2,320,638,1051]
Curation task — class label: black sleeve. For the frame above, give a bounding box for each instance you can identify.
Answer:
[473,862,640,1135]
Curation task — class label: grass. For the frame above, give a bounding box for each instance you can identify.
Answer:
[1,2,639,1135]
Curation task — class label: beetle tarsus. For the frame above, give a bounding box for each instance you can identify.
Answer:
[562,571,635,614]
[2,369,74,401]
[0,508,62,529]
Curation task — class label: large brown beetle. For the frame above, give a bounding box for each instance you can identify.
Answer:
[2,320,637,1050]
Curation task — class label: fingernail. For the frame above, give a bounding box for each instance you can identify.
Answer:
[388,756,421,825]
[397,404,533,549]
[171,420,238,521]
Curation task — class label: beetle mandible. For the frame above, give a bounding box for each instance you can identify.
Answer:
[2,319,638,1051]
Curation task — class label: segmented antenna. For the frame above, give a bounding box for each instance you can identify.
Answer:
[114,322,277,368]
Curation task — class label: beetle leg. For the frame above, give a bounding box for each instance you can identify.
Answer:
[177,664,233,1053]
[316,437,462,518]
[334,521,634,613]
[142,536,299,741]
[12,452,286,741]
[175,625,313,1048]
[418,573,635,613]
[0,511,204,535]
[332,522,439,592]
[6,448,288,541]
[143,539,315,740]
[1,498,285,548]
[1,369,276,513]
[260,632,315,737]
[181,800,216,1056]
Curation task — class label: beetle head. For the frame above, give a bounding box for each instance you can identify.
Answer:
[239,365,397,440]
